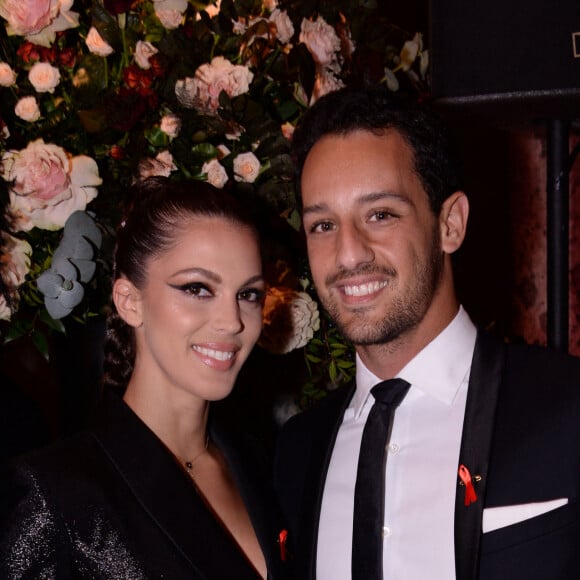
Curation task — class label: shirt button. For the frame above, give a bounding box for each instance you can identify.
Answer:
[388,443,400,454]
[382,526,391,538]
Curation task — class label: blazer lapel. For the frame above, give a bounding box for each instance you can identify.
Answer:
[209,420,286,579]
[298,382,355,579]
[90,392,260,579]
[454,331,505,580]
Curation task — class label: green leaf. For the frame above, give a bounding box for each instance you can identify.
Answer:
[328,360,338,383]
[31,330,50,361]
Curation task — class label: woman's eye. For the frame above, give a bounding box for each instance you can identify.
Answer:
[238,288,265,304]
[176,282,212,297]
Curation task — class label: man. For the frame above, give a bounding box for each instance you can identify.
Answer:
[274,85,580,579]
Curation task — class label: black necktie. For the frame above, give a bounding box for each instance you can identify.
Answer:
[352,378,411,580]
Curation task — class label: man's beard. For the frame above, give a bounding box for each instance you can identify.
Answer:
[320,227,444,347]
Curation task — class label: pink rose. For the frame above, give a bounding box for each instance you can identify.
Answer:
[299,16,340,66]
[159,113,181,139]
[0,0,79,47]
[134,41,159,70]
[153,0,187,29]
[137,150,177,180]
[202,158,228,189]
[28,62,60,93]
[270,9,294,45]
[15,96,41,122]
[175,56,253,111]
[0,231,32,320]
[233,151,260,183]
[85,26,114,57]
[2,139,101,231]
[0,62,17,86]
[0,231,31,287]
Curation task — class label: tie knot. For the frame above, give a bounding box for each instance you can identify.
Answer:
[370,378,410,407]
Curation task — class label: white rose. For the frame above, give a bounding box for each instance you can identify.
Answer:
[0,0,79,47]
[269,9,294,45]
[383,68,399,92]
[202,158,228,189]
[399,33,422,72]
[0,62,17,86]
[262,0,277,11]
[134,40,158,70]
[28,62,61,93]
[299,16,341,66]
[85,26,114,57]
[159,113,181,139]
[15,96,41,122]
[2,139,101,231]
[72,67,90,88]
[204,0,220,18]
[0,294,11,321]
[233,151,260,183]
[260,288,321,354]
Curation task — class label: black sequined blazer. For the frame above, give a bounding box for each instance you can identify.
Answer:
[0,391,289,579]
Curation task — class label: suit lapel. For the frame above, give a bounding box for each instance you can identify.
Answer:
[299,383,355,578]
[454,331,505,580]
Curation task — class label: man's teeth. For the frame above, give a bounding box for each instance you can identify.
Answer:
[343,281,387,297]
[192,346,235,361]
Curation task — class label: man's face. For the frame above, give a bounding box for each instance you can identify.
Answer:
[301,129,445,346]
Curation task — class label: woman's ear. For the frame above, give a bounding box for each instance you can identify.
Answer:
[112,278,143,327]
[439,191,469,254]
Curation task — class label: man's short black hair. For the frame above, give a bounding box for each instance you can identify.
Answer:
[292,84,463,215]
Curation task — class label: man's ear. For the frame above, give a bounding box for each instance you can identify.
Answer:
[439,191,469,254]
[112,278,143,327]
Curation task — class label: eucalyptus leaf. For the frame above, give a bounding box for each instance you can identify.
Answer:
[44,297,74,320]
[50,254,78,280]
[37,271,65,299]
[70,258,97,283]
[64,211,103,248]
[57,282,85,309]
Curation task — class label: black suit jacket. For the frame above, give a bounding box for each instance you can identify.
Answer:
[0,391,289,579]
[274,331,580,579]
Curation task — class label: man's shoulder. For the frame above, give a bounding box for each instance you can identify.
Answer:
[502,340,580,382]
[281,382,354,433]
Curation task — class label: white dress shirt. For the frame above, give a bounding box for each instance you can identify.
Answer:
[316,307,477,580]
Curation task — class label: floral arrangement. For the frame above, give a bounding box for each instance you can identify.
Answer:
[0,0,428,407]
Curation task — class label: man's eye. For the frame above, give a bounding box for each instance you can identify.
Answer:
[369,210,392,222]
[310,221,334,233]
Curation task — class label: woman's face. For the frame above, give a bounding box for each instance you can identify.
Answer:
[128,216,264,403]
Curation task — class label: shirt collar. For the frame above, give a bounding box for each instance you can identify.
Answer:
[352,306,477,417]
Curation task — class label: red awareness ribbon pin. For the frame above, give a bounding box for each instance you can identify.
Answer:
[278,529,288,562]
[458,464,478,506]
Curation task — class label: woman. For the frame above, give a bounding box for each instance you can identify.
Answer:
[0,177,288,578]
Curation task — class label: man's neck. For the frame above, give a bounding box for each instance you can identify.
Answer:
[356,300,461,379]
